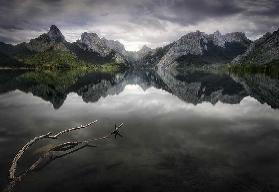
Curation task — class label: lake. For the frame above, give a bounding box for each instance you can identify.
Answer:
[0,69,279,192]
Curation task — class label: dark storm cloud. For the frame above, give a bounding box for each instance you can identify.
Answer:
[0,0,278,50]
[150,0,245,25]
[0,24,23,31]
[241,0,279,16]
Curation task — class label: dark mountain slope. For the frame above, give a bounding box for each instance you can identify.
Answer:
[232,28,279,66]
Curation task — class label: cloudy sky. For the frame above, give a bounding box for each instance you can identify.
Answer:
[0,0,278,51]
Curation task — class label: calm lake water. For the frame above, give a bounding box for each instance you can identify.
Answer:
[0,69,279,192]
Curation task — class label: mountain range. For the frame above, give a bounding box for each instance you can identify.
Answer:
[0,25,278,70]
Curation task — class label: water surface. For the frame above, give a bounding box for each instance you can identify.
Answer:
[0,69,279,192]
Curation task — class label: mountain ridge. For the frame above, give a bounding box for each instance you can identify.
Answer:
[157,30,251,69]
[232,28,279,66]
[0,25,278,70]
[0,25,129,69]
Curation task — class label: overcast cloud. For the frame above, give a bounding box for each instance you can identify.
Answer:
[0,0,278,51]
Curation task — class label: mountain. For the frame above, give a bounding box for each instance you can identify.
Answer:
[120,31,251,69]
[126,45,155,66]
[2,26,277,70]
[136,43,174,67]
[0,25,128,69]
[232,28,279,66]
[157,30,251,69]
[136,45,154,59]
[25,25,67,52]
[77,32,128,64]
[0,43,29,67]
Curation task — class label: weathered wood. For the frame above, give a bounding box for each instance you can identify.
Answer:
[9,132,53,180]
[9,120,98,181]
[5,121,124,192]
[48,120,98,139]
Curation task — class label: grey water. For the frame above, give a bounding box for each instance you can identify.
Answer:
[0,69,279,192]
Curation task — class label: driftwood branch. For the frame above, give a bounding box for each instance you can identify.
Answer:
[47,120,98,139]
[5,120,123,192]
[9,120,98,181]
[9,132,53,181]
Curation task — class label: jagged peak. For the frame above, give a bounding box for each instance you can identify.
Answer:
[225,31,246,37]
[102,38,124,47]
[47,25,65,42]
[253,29,278,45]
[212,31,249,41]
[81,32,99,38]
[191,30,204,35]
[49,25,60,32]
[176,30,250,48]
[181,30,207,39]
[180,30,249,39]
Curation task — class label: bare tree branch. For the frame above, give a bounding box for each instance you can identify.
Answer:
[9,120,98,181]
[47,120,98,139]
[5,121,124,192]
[9,132,53,181]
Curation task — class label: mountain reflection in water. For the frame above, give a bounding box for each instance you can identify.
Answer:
[0,69,278,109]
[0,69,279,192]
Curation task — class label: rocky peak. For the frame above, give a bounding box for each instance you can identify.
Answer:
[232,28,279,65]
[79,32,127,64]
[211,31,250,48]
[258,28,279,43]
[212,30,225,47]
[130,45,153,61]
[25,25,67,52]
[158,30,251,69]
[138,45,153,55]
[157,31,208,68]
[80,32,111,57]
[81,32,99,38]
[172,30,208,54]
[223,32,250,45]
[47,25,65,42]
[80,32,100,44]
[181,30,206,38]
[80,33,127,55]
[180,31,208,44]
[102,38,126,55]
